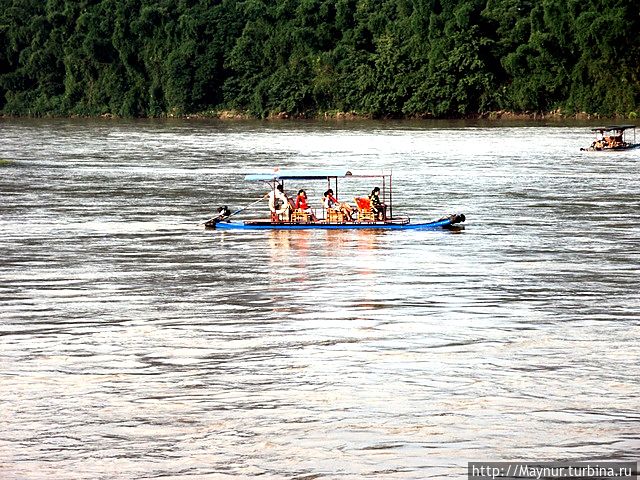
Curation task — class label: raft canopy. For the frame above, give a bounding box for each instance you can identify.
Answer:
[590,125,635,132]
[244,169,390,181]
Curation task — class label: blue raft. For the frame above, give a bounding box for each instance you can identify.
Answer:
[205,169,466,231]
[213,215,464,231]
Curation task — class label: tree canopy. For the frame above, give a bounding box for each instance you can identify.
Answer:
[0,0,638,118]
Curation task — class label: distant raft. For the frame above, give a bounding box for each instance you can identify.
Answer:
[581,125,639,151]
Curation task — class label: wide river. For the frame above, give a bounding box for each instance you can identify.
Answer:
[1,119,638,479]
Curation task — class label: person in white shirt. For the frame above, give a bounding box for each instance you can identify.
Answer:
[268,184,291,220]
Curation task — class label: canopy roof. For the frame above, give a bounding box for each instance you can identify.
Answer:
[244,169,390,181]
[591,125,636,132]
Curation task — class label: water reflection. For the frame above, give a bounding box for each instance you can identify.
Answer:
[268,229,314,261]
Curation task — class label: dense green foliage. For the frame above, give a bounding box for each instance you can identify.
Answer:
[1,0,638,118]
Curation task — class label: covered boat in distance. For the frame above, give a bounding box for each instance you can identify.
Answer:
[581,125,638,151]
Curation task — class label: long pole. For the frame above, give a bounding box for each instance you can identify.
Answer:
[203,192,269,225]
[227,192,270,218]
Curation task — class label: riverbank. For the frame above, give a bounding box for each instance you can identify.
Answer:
[185,109,638,121]
[2,109,637,122]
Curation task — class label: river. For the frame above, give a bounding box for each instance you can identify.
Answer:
[1,118,638,479]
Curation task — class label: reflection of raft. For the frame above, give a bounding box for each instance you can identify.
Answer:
[205,169,466,231]
[580,125,638,151]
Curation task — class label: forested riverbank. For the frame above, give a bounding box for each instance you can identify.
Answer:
[1,0,638,119]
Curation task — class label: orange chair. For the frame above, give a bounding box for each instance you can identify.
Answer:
[354,197,376,222]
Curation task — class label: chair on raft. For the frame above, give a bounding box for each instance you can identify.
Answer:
[321,196,343,223]
[326,208,346,223]
[291,208,312,223]
[354,197,376,222]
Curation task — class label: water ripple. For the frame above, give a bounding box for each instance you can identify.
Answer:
[1,119,639,479]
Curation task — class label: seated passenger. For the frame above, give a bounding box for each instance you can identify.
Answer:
[323,189,354,221]
[294,189,317,221]
[368,187,387,221]
[612,134,623,147]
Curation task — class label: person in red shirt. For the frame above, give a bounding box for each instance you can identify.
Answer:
[294,189,317,221]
